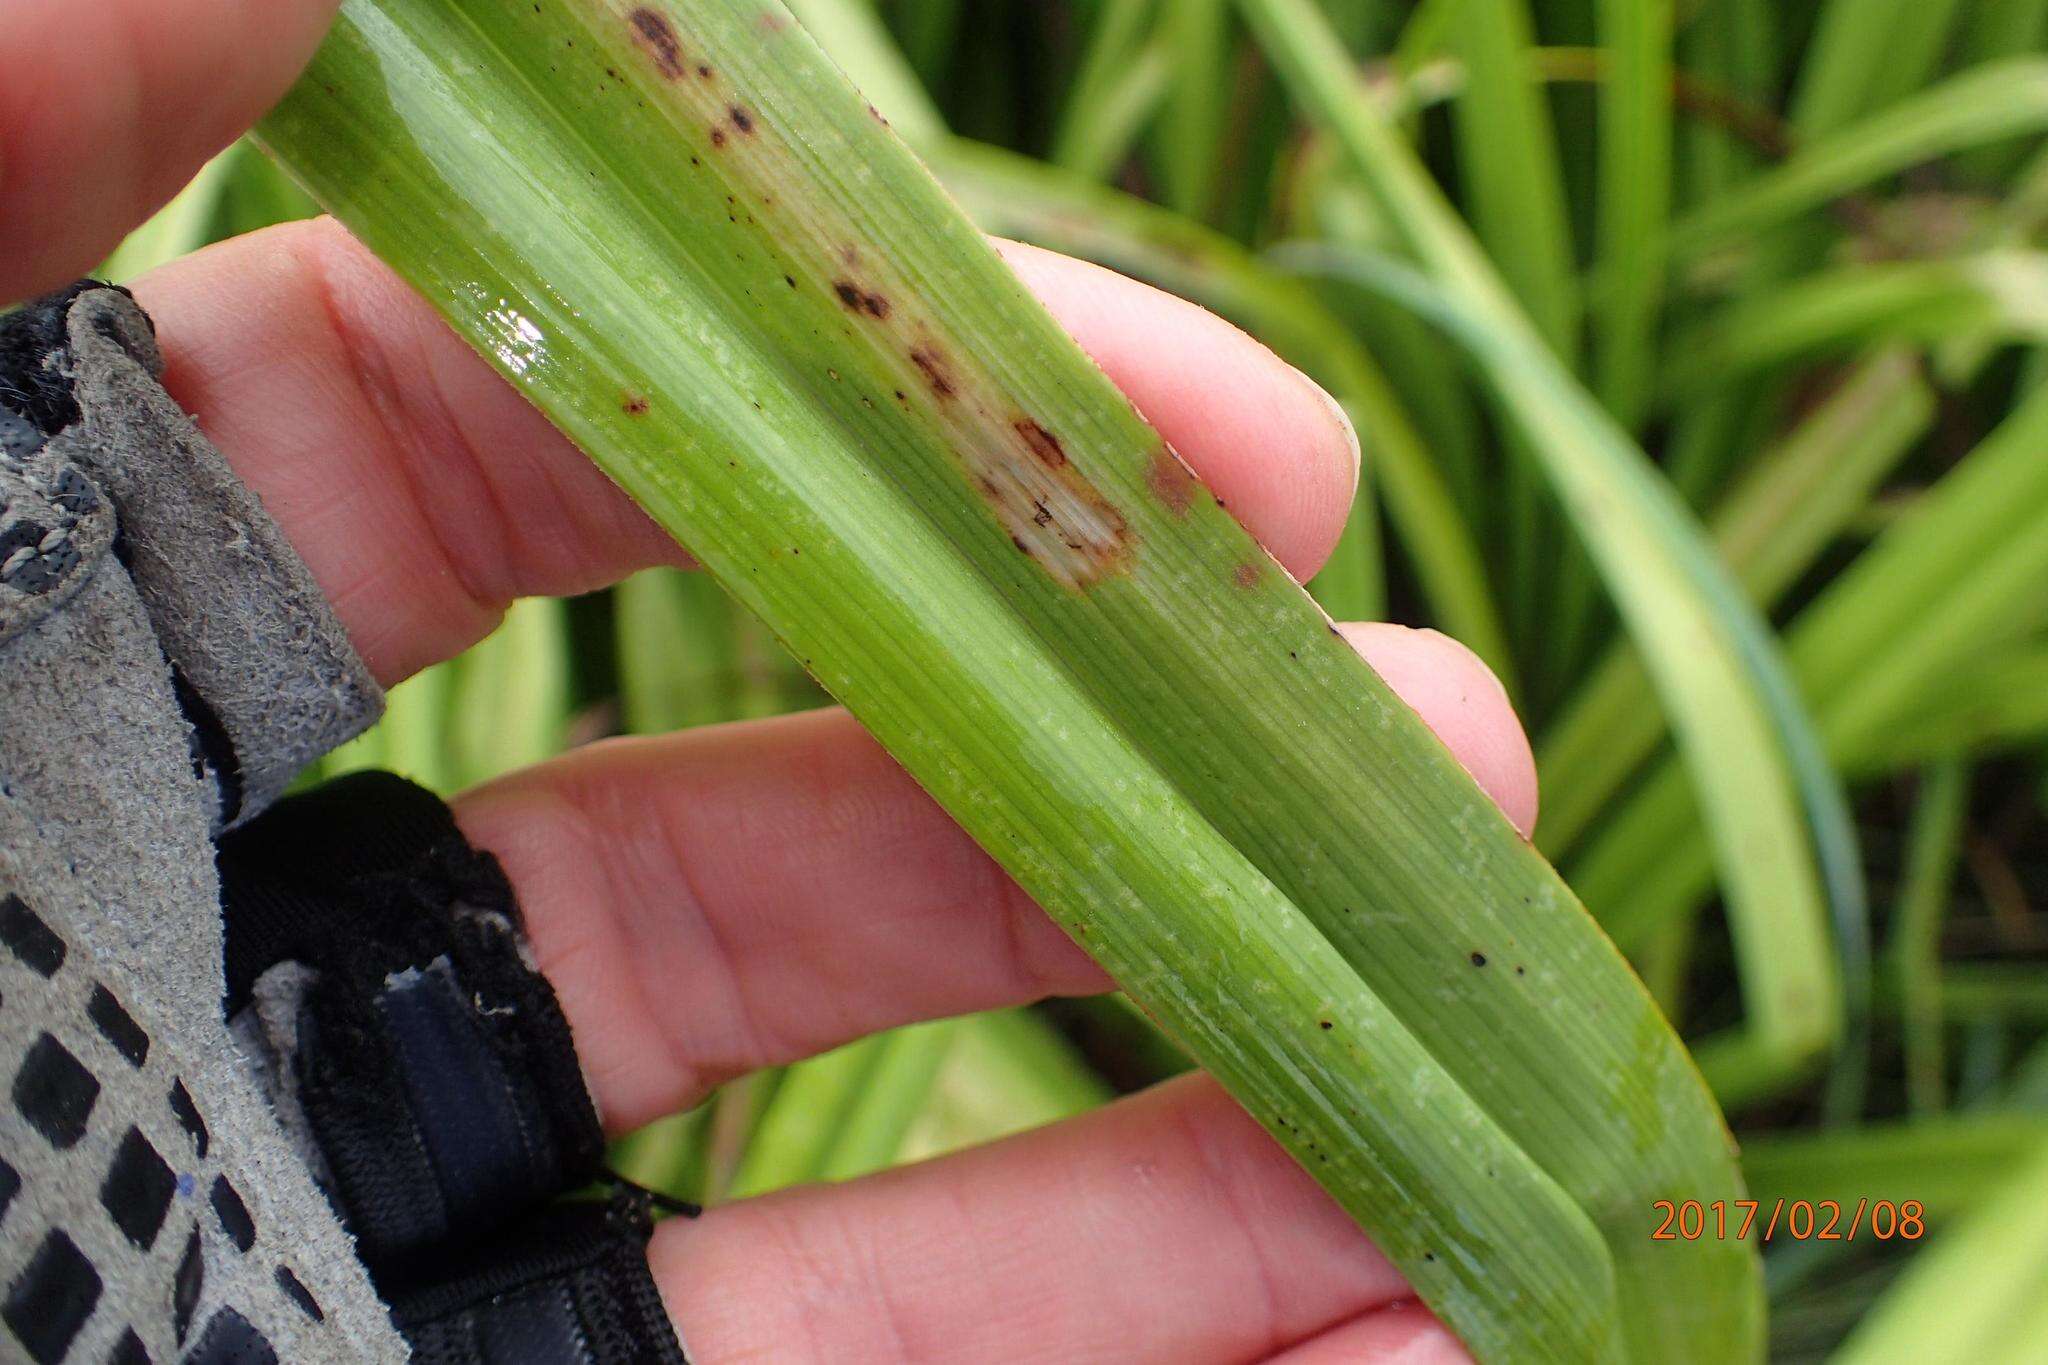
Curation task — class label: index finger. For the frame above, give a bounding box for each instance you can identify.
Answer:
[0,0,339,302]
[131,221,1363,683]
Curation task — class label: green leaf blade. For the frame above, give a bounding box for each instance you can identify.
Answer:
[258,2,1757,1357]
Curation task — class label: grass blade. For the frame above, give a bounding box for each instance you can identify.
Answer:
[257,1,1759,1355]
[815,1021,958,1181]
[897,1007,1111,1162]
[728,1033,891,1198]
[1441,0,1579,354]
[447,594,571,785]
[1836,1135,2048,1363]
[1571,381,2048,956]
[1671,60,2048,261]
[1438,0,1577,655]
[1887,757,1969,1115]
[1664,253,2048,397]
[1791,0,1967,139]
[1741,1115,2048,1221]
[1050,0,1156,173]
[1876,641,2048,768]
[1539,351,1931,854]
[1590,0,1672,426]
[1152,0,1229,217]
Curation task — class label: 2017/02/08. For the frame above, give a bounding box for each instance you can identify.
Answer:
[1651,1198,1926,1243]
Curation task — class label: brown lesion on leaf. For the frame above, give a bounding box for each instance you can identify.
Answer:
[893,335,1134,587]
[909,347,956,399]
[709,125,727,147]
[621,392,650,416]
[971,418,1135,589]
[728,104,755,134]
[833,280,891,319]
[1233,561,1262,589]
[1146,444,1199,515]
[1014,420,1067,470]
[627,7,686,80]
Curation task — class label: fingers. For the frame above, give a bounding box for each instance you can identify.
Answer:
[132,219,684,684]
[453,624,1529,1131]
[128,220,1361,685]
[0,0,340,302]
[649,1074,1414,1365]
[1267,1303,1472,1364]
[455,706,1106,1131]
[1339,623,1537,837]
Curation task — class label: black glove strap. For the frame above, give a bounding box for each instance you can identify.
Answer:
[217,773,692,1362]
[393,1191,688,1365]
[216,771,606,1270]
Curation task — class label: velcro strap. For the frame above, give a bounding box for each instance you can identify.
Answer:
[391,1192,688,1365]
[217,771,605,1273]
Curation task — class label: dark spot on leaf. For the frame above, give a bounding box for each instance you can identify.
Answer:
[696,63,713,79]
[1319,1019,1333,1030]
[710,125,727,147]
[622,393,649,416]
[910,347,955,398]
[832,280,890,318]
[1014,420,1066,469]
[627,8,685,79]
[1470,951,1488,967]
[1234,562,1261,589]
[1146,446,1197,514]
[729,105,755,134]
[1515,965,1526,976]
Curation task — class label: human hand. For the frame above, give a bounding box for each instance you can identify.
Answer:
[4,4,1534,1359]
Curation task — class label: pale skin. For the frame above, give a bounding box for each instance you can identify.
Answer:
[3,4,1540,1359]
